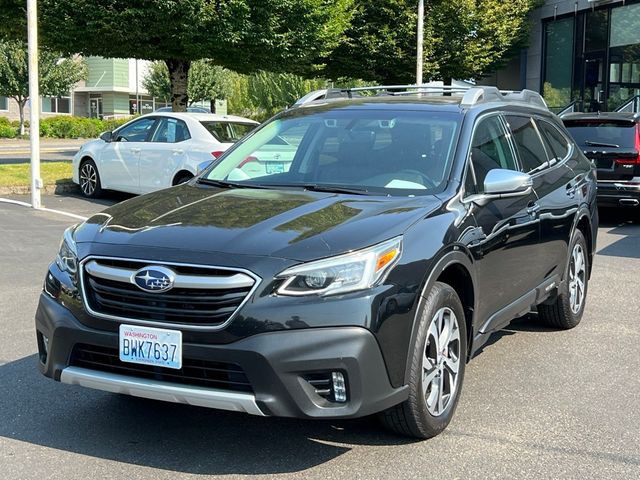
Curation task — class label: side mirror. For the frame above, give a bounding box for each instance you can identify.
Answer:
[99,131,113,143]
[483,169,532,196]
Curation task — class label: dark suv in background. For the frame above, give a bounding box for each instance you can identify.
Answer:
[563,112,640,212]
[36,86,597,439]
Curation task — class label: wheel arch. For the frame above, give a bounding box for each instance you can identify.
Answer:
[403,249,477,385]
[572,206,595,278]
[172,169,195,185]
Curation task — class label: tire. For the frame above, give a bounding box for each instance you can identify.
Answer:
[173,172,194,185]
[79,159,103,198]
[380,281,467,439]
[538,230,588,329]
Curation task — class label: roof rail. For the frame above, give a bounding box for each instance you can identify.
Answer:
[293,85,549,110]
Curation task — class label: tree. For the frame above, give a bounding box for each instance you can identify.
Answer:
[0,40,86,135]
[323,0,540,84]
[0,0,353,112]
[143,60,238,111]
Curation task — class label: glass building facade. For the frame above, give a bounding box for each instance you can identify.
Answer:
[542,1,640,112]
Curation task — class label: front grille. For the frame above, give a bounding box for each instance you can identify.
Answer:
[81,258,257,328]
[70,343,253,393]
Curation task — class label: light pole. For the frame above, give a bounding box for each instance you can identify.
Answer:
[416,0,424,86]
[27,0,41,208]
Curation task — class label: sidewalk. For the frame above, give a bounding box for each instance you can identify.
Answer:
[0,138,86,153]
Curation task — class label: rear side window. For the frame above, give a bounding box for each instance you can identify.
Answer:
[151,118,191,143]
[538,120,570,160]
[563,121,637,148]
[201,121,257,142]
[505,115,549,173]
[467,116,517,194]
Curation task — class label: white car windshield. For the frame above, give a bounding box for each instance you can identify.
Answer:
[204,108,461,195]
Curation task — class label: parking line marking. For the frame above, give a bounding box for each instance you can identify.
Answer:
[0,197,88,221]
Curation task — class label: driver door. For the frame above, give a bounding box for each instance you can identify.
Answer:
[99,117,158,193]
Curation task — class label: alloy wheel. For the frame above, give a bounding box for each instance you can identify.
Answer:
[422,306,461,417]
[569,243,586,314]
[80,163,97,196]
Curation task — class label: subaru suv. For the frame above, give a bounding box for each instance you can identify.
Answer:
[563,112,640,213]
[36,86,597,439]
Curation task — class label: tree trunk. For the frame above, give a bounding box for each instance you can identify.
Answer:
[17,98,26,136]
[443,77,453,96]
[210,98,216,114]
[166,59,190,112]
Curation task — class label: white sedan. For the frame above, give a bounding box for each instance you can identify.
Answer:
[72,112,259,197]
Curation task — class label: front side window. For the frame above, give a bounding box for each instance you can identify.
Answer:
[115,117,156,142]
[505,115,549,174]
[151,118,191,143]
[467,115,517,194]
[201,121,257,143]
[203,109,461,195]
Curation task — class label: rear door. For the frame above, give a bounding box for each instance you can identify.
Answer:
[139,117,192,193]
[99,117,157,193]
[563,119,640,182]
[505,115,577,289]
[465,114,540,332]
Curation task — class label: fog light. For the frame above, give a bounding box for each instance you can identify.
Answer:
[331,372,347,403]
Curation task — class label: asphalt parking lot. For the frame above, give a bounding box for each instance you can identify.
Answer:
[1,193,639,480]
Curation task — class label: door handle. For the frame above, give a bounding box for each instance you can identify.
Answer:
[172,149,184,155]
[130,147,141,153]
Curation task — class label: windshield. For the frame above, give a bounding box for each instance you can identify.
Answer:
[201,121,257,143]
[564,121,637,148]
[203,108,461,195]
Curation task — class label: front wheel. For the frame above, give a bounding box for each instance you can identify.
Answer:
[380,281,467,438]
[79,159,103,198]
[538,230,589,329]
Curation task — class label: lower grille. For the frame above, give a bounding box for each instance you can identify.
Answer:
[70,343,253,393]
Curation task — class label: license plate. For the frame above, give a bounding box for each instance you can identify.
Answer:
[119,324,182,370]
[266,162,285,174]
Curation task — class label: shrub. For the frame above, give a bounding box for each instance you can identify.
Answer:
[0,124,17,138]
[39,116,133,138]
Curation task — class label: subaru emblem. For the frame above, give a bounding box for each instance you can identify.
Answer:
[132,266,176,293]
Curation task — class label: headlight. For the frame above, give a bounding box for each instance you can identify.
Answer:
[55,225,78,275]
[276,237,402,296]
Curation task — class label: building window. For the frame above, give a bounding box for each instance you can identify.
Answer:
[608,3,640,111]
[542,17,574,109]
[0,96,7,111]
[129,96,154,115]
[42,96,71,114]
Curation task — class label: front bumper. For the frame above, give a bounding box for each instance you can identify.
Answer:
[35,293,408,419]
[597,180,640,207]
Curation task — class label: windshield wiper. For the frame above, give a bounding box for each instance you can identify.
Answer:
[303,184,370,195]
[584,140,620,148]
[196,178,270,189]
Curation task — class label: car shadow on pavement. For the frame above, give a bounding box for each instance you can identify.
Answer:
[0,355,414,475]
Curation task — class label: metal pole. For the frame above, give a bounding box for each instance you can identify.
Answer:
[135,59,139,114]
[27,0,41,209]
[416,0,424,86]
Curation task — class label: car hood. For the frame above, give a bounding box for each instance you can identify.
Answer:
[76,184,442,261]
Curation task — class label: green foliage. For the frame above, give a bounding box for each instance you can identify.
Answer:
[38,116,130,139]
[143,60,238,105]
[323,0,540,83]
[0,0,353,110]
[0,40,86,133]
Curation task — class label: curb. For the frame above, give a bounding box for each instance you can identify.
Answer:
[0,182,79,196]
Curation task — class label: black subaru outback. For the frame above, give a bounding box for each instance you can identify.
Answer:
[36,86,597,438]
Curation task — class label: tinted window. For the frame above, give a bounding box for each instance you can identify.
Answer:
[201,121,257,142]
[563,120,637,148]
[468,116,517,193]
[115,118,156,142]
[538,120,570,159]
[151,118,191,143]
[506,115,549,173]
[205,109,461,195]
